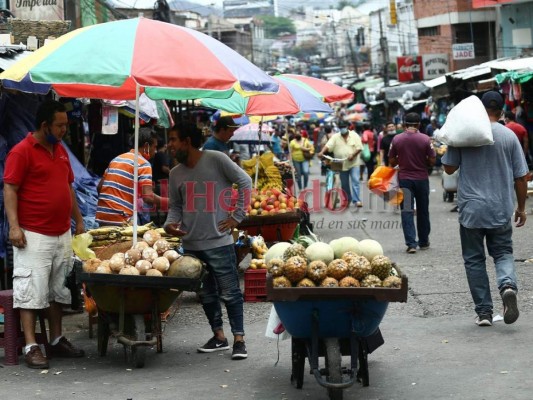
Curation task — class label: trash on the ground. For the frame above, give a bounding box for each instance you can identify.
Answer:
[40,370,48,374]
[54,371,62,375]
[493,314,503,322]
[220,385,228,388]
[441,339,448,344]
[501,371,509,374]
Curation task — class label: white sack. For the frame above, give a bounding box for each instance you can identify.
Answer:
[442,169,459,192]
[264,305,290,340]
[434,95,493,147]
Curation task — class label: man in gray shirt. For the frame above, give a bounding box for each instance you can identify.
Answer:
[442,91,528,328]
[164,121,252,360]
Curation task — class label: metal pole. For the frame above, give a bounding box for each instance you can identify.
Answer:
[379,10,390,87]
[133,82,140,246]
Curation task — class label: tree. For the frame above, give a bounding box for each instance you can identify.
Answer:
[337,0,356,10]
[256,15,296,39]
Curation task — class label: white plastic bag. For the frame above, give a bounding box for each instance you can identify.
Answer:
[442,169,459,191]
[434,96,493,147]
[264,305,290,340]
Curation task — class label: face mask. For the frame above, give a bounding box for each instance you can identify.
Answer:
[396,129,403,134]
[175,149,188,164]
[340,128,348,135]
[46,132,60,144]
[387,130,396,135]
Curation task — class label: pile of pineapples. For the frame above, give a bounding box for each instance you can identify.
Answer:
[268,243,402,289]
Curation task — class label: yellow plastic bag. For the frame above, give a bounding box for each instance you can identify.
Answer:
[72,233,97,260]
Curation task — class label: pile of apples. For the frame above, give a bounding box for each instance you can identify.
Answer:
[246,188,302,217]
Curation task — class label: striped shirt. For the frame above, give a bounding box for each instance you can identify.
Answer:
[96,150,153,226]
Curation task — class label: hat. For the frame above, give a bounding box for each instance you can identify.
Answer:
[404,112,421,124]
[215,116,240,131]
[481,91,504,110]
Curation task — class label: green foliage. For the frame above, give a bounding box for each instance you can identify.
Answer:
[256,15,296,38]
[337,0,355,9]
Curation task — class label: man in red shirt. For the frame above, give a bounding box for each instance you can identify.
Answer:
[4,100,85,369]
[504,111,529,156]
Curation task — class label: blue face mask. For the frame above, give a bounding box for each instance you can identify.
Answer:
[46,130,60,144]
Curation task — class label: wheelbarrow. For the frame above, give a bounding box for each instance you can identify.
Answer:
[76,263,205,368]
[266,273,408,400]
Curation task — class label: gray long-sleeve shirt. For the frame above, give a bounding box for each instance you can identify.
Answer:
[164,150,252,251]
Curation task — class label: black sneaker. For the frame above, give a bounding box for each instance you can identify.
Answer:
[197,336,230,353]
[406,247,417,254]
[475,314,493,327]
[231,341,248,360]
[419,242,430,250]
[502,288,519,324]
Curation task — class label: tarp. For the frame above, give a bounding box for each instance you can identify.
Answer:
[472,0,514,8]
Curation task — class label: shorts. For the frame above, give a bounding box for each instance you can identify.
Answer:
[12,229,73,309]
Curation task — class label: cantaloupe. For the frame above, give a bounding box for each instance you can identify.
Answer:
[359,239,384,262]
[265,242,291,264]
[329,237,361,259]
[305,242,334,264]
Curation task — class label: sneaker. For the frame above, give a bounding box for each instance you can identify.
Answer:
[419,243,430,250]
[356,202,363,208]
[502,288,519,324]
[406,247,417,254]
[231,341,248,360]
[475,314,493,327]
[197,336,230,353]
[25,345,49,369]
[50,337,85,358]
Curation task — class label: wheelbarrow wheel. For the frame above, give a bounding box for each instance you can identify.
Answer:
[124,314,147,368]
[290,338,305,389]
[325,338,343,400]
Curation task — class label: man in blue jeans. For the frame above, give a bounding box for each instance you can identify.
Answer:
[388,112,436,253]
[164,121,252,359]
[442,91,528,327]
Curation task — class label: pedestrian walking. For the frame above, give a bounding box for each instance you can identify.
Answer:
[361,123,377,179]
[203,116,239,154]
[3,100,86,369]
[389,112,436,253]
[289,131,314,190]
[379,122,397,167]
[164,121,252,360]
[442,91,528,327]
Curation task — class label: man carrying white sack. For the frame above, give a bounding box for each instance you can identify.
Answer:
[442,91,528,328]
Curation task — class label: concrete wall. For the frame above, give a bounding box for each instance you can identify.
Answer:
[500,1,533,57]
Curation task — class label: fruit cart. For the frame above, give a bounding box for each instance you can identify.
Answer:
[266,273,408,400]
[76,262,205,368]
[238,210,301,243]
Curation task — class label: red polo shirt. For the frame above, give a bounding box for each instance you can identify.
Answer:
[4,133,74,236]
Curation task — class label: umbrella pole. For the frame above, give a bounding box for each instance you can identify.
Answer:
[132,83,140,246]
[254,118,263,189]
[284,120,298,198]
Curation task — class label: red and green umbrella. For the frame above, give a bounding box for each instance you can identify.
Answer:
[0,17,279,100]
[277,74,354,103]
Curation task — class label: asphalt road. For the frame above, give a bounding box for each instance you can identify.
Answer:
[2,163,533,400]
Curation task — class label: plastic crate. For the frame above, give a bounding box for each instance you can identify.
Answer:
[244,269,267,302]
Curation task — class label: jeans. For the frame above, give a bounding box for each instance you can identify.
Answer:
[399,179,430,248]
[293,160,310,189]
[339,166,360,204]
[186,245,244,336]
[459,220,517,316]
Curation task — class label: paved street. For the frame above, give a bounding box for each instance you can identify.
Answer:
[2,163,533,400]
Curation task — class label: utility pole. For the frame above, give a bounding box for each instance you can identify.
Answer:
[346,30,359,76]
[379,9,390,87]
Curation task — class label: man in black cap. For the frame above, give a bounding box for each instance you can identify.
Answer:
[442,91,528,328]
[389,112,436,253]
[203,116,240,154]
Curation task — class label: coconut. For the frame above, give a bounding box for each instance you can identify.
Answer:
[119,266,140,275]
[83,258,101,273]
[142,247,158,263]
[109,253,126,273]
[167,255,204,279]
[153,239,170,255]
[95,264,112,274]
[143,229,161,246]
[134,241,150,251]
[163,250,180,263]
[125,249,142,266]
[152,257,170,273]
[135,259,152,275]
[146,269,163,277]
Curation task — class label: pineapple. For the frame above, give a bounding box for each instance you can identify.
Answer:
[283,256,307,283]
[342,251,359,259]
[267,258,285,277]
[327,259,349,280]
[307,260,328,283]
[345,255,372,280]
[320,277,339,287]
[296,278,316,287]
[361,274,382,287]
[339,276,361,287]
[370,255,392,280]
[273,276,292,287]
[382,276,402,288]
[282,243,307,261]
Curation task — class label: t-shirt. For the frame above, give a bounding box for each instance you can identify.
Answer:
[362,129,376,152]
[203,136,229,153]
[4,133,74,236]
[96,151,153,226]
[151,150,170,183]
[388,130,435,180]
[290,138,314,162]
[164,150,252,251]
[505,121,527,147]
[325,131,362,171]
[379,134,396,166]
[442,123,528,229]
[271,135,282,154]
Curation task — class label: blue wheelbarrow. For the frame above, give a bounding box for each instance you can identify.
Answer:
[266,273,408,400]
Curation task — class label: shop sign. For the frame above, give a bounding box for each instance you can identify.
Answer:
[452,43,475,60]
[396,56,423,82]
[422,54,449,80]
[12,0,64,21]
